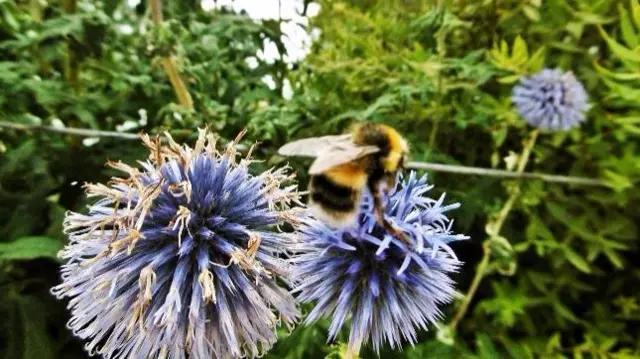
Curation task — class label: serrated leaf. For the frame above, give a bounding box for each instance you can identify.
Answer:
[563,247,592,273]
[598,25,640,63]
[0,236,62,260]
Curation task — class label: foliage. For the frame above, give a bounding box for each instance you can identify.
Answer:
[0,0,639,358]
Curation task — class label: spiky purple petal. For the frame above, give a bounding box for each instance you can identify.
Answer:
[512,68,589,131]
[52,129,303,359]
[291,171,469,354]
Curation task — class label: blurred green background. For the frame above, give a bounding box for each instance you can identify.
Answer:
[1,0,639,358]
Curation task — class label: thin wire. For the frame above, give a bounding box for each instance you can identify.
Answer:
[0,121,608,187]
[0,121,140,140]
[407,161,605,187]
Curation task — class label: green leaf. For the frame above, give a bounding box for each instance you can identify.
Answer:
[526,47,546,72]
[522,5,540,22]
[512,35,529,63]
[593,60,640,80]
[632,0,640,29]
[0,1,20,32]
[619,3,639,48]
[602,169,634,191]
[1,138,37,175]
[0,236,62,260]
[598,25,640,63]
[1,299,21,359]
[552,300,579,323]
[498,74,521,84]
[566,22,585,39]
[574,11,615,25]
[546,202,594,240]
[600,337,618,351]
[545,333,562,353]
[475,333,500,359]
[44,199,67,242]
[502,337,535,359]
[603,247,625,269]
[563,247,592,273]
[18,296,56,359]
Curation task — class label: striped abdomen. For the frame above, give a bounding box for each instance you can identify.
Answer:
[308,162,367,228]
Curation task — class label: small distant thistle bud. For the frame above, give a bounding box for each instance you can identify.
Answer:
[512,68,589,131]
[52,129,303,358]
[291,172,468,355]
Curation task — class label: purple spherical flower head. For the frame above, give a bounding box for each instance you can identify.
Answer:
[512,68,589,131]
[291,171,469,355]
[52,129,304,359]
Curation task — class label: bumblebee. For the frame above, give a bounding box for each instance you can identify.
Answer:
[278,123,410,244]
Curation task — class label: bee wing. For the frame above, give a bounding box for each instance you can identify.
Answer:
[278,134,353,158]
[308,144,380,175]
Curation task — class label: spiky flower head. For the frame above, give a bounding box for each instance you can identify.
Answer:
[512,68,589,131]
[52,129,303,359]
[291,172,468,355]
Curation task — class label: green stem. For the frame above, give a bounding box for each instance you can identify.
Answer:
[147,0,194,110]
[62,0,79,92]
[449,129,539,331]
[428,117,440,151]
[30,0,52,75]
[428,45,445,154]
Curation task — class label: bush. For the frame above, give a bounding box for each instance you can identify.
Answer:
[0,0,638,358]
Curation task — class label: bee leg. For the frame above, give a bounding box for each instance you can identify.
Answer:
[370,184,412,248]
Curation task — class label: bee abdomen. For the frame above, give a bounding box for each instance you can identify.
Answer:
[309,174,359,213]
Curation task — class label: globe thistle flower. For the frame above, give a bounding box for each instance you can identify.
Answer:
[52,129,303,359]
[512,68,589,131]
[291,172,468,355]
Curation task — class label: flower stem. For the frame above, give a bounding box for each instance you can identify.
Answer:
[147,0,194,110]
[62,0,79,93]
[448,129,539,331]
